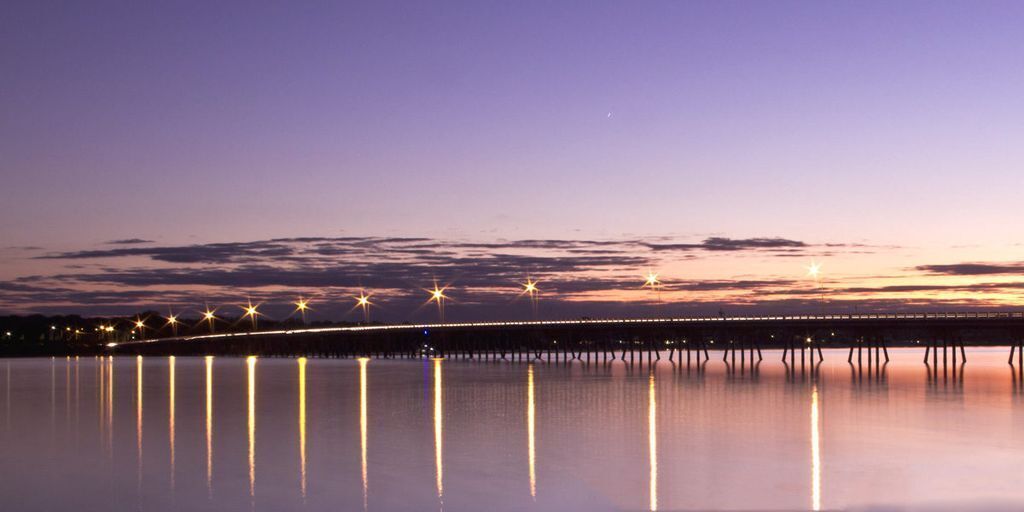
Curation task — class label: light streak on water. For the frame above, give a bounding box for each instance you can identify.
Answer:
[206,356,214,497]
[247,356,257,498]
[527,364,536,499]
[168,356,175,489]
[136,356,143,492]
[359,358,368,510]
[811,385,821,511]
[433,358,444,504]
[298,357,307,501]
[648,373,658,512]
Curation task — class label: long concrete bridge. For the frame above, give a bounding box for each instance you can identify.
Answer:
[109,311,1024,366]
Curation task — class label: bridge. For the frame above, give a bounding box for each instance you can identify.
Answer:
[109,311,1024,366]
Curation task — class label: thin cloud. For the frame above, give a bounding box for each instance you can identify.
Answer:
[2,234,955,318]
[916,262,1024,276]
[105,238,154,245]
[644,237,807,252]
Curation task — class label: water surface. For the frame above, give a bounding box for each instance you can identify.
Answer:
[2,349,1024,511]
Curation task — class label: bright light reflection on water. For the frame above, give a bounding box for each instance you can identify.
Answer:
[4,348,1024,510]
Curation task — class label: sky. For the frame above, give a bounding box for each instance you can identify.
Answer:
[2,1,1024,321]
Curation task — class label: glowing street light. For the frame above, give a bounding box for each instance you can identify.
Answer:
[165,311,179,337]
[134,317,146,340]
[523,278,539,296]
[522,277,540,319]
[807,261,822,281]
[642,269,663,307]
[806,260,826,311]
[427,282,449,322]
[355,291,372,323]
[242,300,260,330]
[643,270,661,289]
[294,297,310,325]
[202,306,217,333]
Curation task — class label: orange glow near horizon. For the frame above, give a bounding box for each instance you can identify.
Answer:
[8,234,1024,316]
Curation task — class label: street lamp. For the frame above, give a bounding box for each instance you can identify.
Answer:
[356,291,372,323]
[294,297,310,325]
[134,318,146,340]
[522,277,540,319]
[642,270,663,310]
[427,282,449,322]
[242,300,260,330]
[643,270,661,289]
[165,312,179,337]
[202,307,217,333]
[806,260,825,312]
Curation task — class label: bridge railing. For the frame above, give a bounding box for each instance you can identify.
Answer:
[106,311,1024,348]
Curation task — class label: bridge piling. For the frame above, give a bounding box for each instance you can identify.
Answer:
[944,338,949,367]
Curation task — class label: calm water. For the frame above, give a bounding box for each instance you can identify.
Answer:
[2,349,1024,511]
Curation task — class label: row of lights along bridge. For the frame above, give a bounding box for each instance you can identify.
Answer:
[48,262,825,341]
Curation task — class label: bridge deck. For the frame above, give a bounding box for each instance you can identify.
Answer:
[111,311,1024,348]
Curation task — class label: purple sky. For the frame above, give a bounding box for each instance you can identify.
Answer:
[2,1,1024,320]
